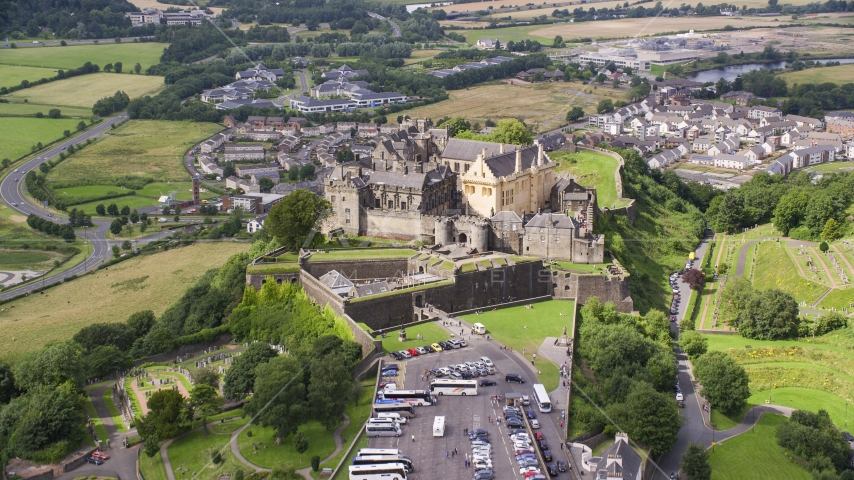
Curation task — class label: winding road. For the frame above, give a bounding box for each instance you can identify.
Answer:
[367,12,401,37]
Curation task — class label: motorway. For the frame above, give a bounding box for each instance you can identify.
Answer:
[0,112,174,300]
[367,12,401,37]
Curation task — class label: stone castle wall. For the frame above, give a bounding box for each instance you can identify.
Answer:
[301,258,411,280]
[553,271,633,313]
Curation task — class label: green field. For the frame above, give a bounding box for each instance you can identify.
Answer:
[748,387,854,429]
[8,73,165,109]
[54,181,217,212]
[817,287,854,310]
[708,414,809,480]
[780,63,854,85]
[449,25,552,44]
[460,300,574,391]
[167,429,244,480]
[0,64,60,88]
[751,242,827,304]
[0,116,83,160]
[46,120,223,190]
[0,242,249,362]
[0,102,92,117]
[238,421,336,470]
[379,321,450,353]
[550,150,622,208]
[139,442,169,480]
[307,248,417,261]
[0,43,165,71]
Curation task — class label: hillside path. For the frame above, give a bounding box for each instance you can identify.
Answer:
[294,414,351,480]
[808,246,838,287]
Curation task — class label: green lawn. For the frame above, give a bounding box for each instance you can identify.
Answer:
[329,430,367,480]
[0,43,165,71]
[238,420,337,470]
[751,242,827,305]
[167,429,244,480]
[804,161,854,172]
[0,251,52,267]
[817,287,854,310]
[460,300,575,391]
[748,387,854,429]
[46,120,223,190]
[703,333,854,358]
[211,417,251,434]
[0,64,59,88]
[553,260,613,273]
[708,414,809,480]
[102,387,128,433]
[0,116,83,160]
[0,102,93,117]
[314,380,376,479]
[380,322,450,353]
[139,445,169,480]
[550,150,621,208]
[307,248,417,261]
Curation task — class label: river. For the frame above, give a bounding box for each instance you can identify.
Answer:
[687,58,854,83]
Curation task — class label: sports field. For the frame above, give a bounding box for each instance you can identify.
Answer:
[780,63,854,85]
[0,116,83,160]
[8,73,165,109]
[708,414,809,480]
[0,43,165,71]
[403,81,623,132]
[550,150,621,208]
[0,242,249,362]
[0,64,59,89]
[46,120,223,189]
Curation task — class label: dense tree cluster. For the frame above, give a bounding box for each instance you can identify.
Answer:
[777,410,852,476]
[705,171,853,239]
[693,351,750,416]
[453,118,533,145]
[441,54,551,90]
[571,297,680,455]
[26,214,76,241]
[0,0,163,39]
[92,91,130,117]
[718,278,805,339]
[265,189,332,251]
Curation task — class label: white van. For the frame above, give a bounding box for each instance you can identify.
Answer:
[473,323,486,335]
[433,416,445,437]
[376,412,407,424]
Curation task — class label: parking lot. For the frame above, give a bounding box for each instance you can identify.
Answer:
[369,338,571,480]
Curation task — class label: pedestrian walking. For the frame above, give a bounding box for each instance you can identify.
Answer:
[446,451,449,459]
[464,427,468,435]
[531,359,535,365]
[488,415,491,423]
[559,421,563,428]
[454,447,458,455]
[560,443,564,451]
[411,435,415,442]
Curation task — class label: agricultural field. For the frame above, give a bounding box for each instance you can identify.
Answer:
[0,242,249,362]
[0,42,166,71]
[403,81,624,132]
[54,181,219,214]
[446,25,553,44]
[780,63,854,85]
[750,242,827,305]
[0,102,92,117]
[708,414,809,480]
[550,150,621,208]
[0,64,60,89]
[46,120,223,200]
[0,116,83,160]
[8,73,165,109]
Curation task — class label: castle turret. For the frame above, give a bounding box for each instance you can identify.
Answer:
[471,222,489,253]
[515,148,522,174]
[434,218,453,245]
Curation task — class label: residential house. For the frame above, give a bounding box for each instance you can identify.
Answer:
[198,155,223,176]
[236,164,278,177]
[584,433,643,480]
[742,145,766,163]
[322,65,369,80]
[804,132,843,152]
[785,114,822,129]
[748,105,782,120]
[247,214,267,233]
[720,90,756,106]
[714,153,750,170]
[766,154,794,175]
[223,116,238,128]
[692,136,713,152]
[476,39,499,49]
[235,63,285,82]
[786,145,836,168]
[224,144,265,161]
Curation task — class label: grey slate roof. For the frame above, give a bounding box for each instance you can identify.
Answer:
[525,213,579,230]
[441,138,514,161]
[483,145,543,178]
[318,270,354,295]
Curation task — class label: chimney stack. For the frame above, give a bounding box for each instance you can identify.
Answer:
[500,144,505,154]
[482,147,488,159]
[537,141,544,166]
[515,148,522,174]
[477,153,485,178]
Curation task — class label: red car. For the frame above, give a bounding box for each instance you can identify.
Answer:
[91,451,109,460]
[670,316,677,322]
[407,348,420,356]
[534,432,545,441]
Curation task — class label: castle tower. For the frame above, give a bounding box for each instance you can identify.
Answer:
[434,218,453,245]
[471,222,489,253]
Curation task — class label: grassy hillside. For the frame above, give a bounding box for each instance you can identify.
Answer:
[551,150,622,208]
[0,43,165,71]
[0,242,249,362]
[0,116,83,160]
[8,73,165,109]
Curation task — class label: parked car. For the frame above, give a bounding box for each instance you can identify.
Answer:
[546,463,558,477]
[91,451,109,460]
[85,457,103,465]
[479,379,496,387]
[506,373,525,384]
[542,449,553,462]
[844,431,854,442]
[431,343,443,352]
[556,461,568,472]
[389,351,402,360]
[530,419,540,429]
[525,409,537,419]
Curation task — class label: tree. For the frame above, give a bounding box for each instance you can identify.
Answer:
[489,119,532,145]
[444,117,471,137]
[245,356,308,442]
[137,389,189,440]
[114,62,123,73]
[776,410,849,472]
[681,442,712,480]
[85,345,132,379]
[48,109,61,119]
[121,205,130,216]
[683,268,706,291]
[0,382,85,458]
[773,190,807,236]
[335,148,354,163]
[121,240,132,251]
[694,351,750,416]
[104,63,113,72]
[819,241,829,253]
[608,382,680,456]
[130,209,140,224]
[107,203,119,216]
[596,99,614,113]
[112,245,121,258]
[711,193,745,233]
[308,353,354,430]
[190,384,223,435]
[293,431,309,461]
[259,176,275,192]
[820,218,841,242]
[76,121,86,131]
[739,289,799,340]
[718,277,753,328]
[678,331,708,359]
[223,343,278,400]
[96,204,106,215]
[566,106,585,122]
[0,361,18,404]
[266,190,331,251]
[110,220,123,235]
[134,63,142,74]
[126,310,156,338]
[190,368,220,390]
[12,341,84,391]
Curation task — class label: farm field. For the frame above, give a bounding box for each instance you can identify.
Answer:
[402,81,623,132]
[54,181,219,213]
[750,242,827,305]
[0,43,166,71]
[529,15,800,40]
[550,150,621,208]
[0,242,249,362]
[780,63,854,85]
[708,414,809,480]
[0,64,60,89]
[8,73,165,109]
[446,25,553,44]
[0,116,83,160]
[46,120,223,189]
[0,102,92,117]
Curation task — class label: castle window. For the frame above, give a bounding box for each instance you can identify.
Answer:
[401,202,407,210]
[464,164,470,172]
[388,200,394,209]
[527,235,531,241]
[555,237,560,243]
[342,197,345,202]
[541,236,546,242]
[375,199,380,208]
[331,196,336,203]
